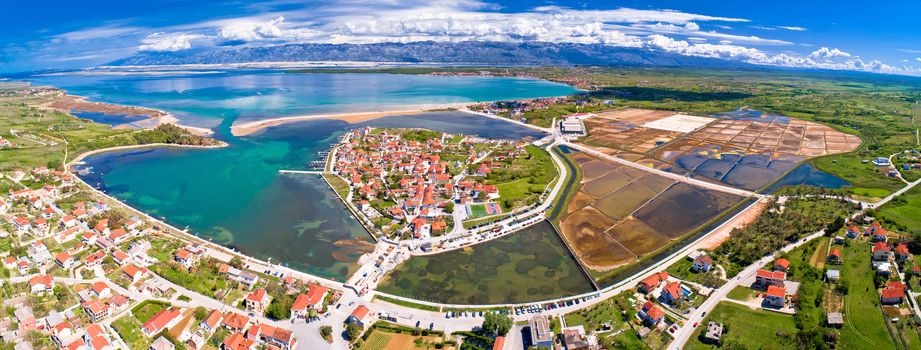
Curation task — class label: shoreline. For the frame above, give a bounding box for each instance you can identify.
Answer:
[40,90,216,137]
[65,144,354,290]
[66,142,229,166]
[230,102,472,136]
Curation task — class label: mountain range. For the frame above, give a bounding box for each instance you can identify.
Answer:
[109,41,752,68]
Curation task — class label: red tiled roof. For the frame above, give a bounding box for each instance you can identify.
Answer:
[774,258,789,269]
[662,282,681,299]
[645,305,665,320]
[246,289,267,303]
[29,274,52,287]
[92,281,109,295]
[493,336,505,350]
[829,249,840,258]
[222,313,251,330]
[351,305,370,320]
[766,286,786,298]
[882,287,905,299]
[223,332,255,350]
[873,241,890,253]
[203,310,223,328]
[142,309,180,334]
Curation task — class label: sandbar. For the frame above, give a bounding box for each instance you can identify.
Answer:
[230,103,469,137]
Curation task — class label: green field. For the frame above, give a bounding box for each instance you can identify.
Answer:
[878,185,921,233]
[131,300,170,323]
[488,145,557,209]
[468,204,488,218]
[725,286,755,301]
[112,316,152,350]
[810,153,904,195]
[686,302,797,350]
[837,243,897,349]
[665,259,726,288]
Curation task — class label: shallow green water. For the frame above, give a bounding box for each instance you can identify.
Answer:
[377,221,594,304]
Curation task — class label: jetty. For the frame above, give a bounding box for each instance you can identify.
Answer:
[278,169,326,175]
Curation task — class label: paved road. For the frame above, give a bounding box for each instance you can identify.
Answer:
[669,230,825,349]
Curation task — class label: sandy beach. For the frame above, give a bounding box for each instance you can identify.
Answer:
[230,103,470,136]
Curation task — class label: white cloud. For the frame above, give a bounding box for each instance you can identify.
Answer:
[916,57,921,63]
[138,33,205,52]
[218,16,322,42]
[808,47,852,60]
[777,26,806,31]
[751,26,775,31]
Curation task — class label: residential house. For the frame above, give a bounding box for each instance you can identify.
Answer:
[346,305,371,327]
[529,315,554,349]
[244,289,271,314]
[83,300,110,322]
[55,251,76,269]
[290,285,328,321]
[245,324,297,350]
[150,336,176,350]
[753,269,785,290]
[173,248,200,270]
[112,250,130,265]
[14,307,36,331]
[773,258,789,272]
[639,301,664,326]
[826,249,841,264]
[29,274,54,294]
[703,322,723,344]
[691,255,713,273]
[84,251,106,268]
[107,228,129,244]
[894,243,910,261]
[60,215,78,229]
[638,272,669,293]
[561,327,594,350]
[762,286,786,308]
[846,226,860,239]
[141,309,181,337]
[200,310,223,333]
[658,281,688,305]
[221,313,251,332]
[871,228,889,243]
[91,281,111,298]
[221,332,255,350]
[872,242,892,261]
[123,264,148,282]
[880,281,906,305]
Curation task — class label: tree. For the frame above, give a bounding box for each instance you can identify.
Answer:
[193,307,209,321]
[229,256,245,269]
[481,311,513,336]
[345,323,363,342]
[320,326,333,343]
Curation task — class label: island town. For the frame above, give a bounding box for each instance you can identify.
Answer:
[1,66,921,350]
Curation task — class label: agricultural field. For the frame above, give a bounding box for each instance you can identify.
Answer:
[686,302,797,350]
[557,151,743,284]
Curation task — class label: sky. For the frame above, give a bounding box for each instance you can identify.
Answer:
[2,0,920,75]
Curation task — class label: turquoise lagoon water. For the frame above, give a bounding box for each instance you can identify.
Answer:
[31,71,578,129]
[43,72,578,280]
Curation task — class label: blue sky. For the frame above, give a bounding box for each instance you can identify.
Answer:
[2,0,920,75]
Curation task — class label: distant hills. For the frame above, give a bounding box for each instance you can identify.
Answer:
[109,41,752,69]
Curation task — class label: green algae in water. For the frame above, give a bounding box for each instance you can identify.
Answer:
[378,221,594,304]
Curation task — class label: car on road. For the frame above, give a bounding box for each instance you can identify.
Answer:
[693,322,699,327]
